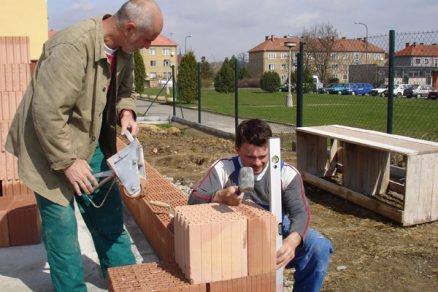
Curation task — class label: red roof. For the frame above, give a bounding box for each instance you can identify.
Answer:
[151,35,177,46]
[249,37,301,53]
[396,44,438,57]
[249,36,384,53]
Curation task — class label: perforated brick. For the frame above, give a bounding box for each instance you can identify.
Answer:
[174,203,248,284]
[108,262,207,292]
[232,201,277,275]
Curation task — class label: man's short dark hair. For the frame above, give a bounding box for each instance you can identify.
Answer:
[235,119,272,148]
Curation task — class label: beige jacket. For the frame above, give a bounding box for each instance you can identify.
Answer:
[5,16,136,206]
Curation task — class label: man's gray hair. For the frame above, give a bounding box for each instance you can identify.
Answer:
[114,0,159,33]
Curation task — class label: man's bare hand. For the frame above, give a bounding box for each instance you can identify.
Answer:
[276,232,302,269]
[120,110,138,137]
[212,186,243,206]
[64,159,98,196]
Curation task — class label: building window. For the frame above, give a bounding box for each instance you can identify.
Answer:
[281,64,287,70]
[162,48,172,55]
[374,54,382,61]
[415,58,421,65]
[331,53,339,60]
[281,74,287,81]
[163,59,171,67]
[150,60,156,67]
[149,48,156,55]
[424,58,430,65]
[268,64,275,71]
[163,72,172,79]
[343,53,349,59]
[280,53,288,59]
[343,74,348,81]
[434,58,438,67]
[331,64,338,71]
[149,72,157,79]
[268,53,276,60]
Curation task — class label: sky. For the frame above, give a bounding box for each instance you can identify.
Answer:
[48,0,437,62]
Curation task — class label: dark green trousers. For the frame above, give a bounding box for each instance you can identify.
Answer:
[35,144,136,292]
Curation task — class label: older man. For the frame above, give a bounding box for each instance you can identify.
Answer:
[6,0,163,290]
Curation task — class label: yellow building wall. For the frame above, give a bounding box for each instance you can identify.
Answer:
[0,0,48,60]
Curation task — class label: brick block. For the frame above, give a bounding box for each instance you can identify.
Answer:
[233,201,277,275]
[208,271,275,292]
[0,196,14,247]
[108,262,207,292]
[8,196,41,246]
[174,203,248,284]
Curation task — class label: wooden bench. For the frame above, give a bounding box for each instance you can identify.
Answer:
[296,125,438,226]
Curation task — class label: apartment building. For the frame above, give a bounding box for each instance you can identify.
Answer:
[143,35,177,88]
[248,35,386,84]
[394,43,438,86]
[0,0,48,62]
[248,35,300,83]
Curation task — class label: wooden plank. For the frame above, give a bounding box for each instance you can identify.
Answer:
[301,171,403,224]
[343,143,390,196]
[296,131,327,176]
[432,154,438,221]
[323,139,339,177]
[404,156,423,225]
[297,125,438,154]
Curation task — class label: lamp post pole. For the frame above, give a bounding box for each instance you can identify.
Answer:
[284,42,296,107]
[355,22,368,65]
[184,34,192,54]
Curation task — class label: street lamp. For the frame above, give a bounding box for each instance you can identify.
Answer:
[184,34,192,54]
[284,41,296,107]
[354,22,368,66]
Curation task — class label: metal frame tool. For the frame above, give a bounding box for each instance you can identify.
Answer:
[90,130,146,206]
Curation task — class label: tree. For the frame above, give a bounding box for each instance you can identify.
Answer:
[260,71,281,93]
[133,50,145,94]
[301,23,339,84]
[214,58,235,93]
[229,55,251,80]
[177,51,198,103]
[200,57,214,88]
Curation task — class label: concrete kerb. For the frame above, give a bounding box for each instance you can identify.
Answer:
[172,116,235,140]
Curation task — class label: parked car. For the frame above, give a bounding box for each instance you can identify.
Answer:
[403,84,419,97]
[318,83,337,94]
[382,84,412,97]
[405,84,434,98]
[342,83,374,95]
[277,83,296,92]
[370,84,388,96]
[428,89,438,100]
[328,83,355,95]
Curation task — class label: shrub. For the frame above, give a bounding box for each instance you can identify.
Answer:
[260,71,281,92]
[177,52,198,103]
[134,50,145,94]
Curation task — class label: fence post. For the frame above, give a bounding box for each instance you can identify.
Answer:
[387,30,395,134]
[296,42,305,127]
[197,62,201,124]
[234,60,239,132]
[171,65,176,117]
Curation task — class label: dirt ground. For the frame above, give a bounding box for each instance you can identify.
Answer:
[136,122,438,292]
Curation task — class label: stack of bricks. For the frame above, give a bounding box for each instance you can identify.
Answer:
[117,137,188,262]
[108,261,207,292]
[0,36,40,247]
[114,138,277,291]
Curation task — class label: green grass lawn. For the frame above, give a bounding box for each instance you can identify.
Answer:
[143,87,438,141]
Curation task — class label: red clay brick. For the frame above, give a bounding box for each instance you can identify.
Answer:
[7,196,40,246]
